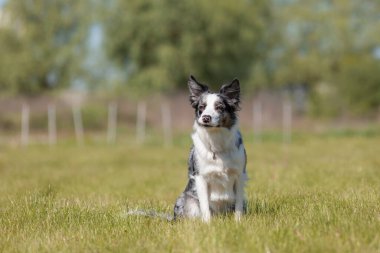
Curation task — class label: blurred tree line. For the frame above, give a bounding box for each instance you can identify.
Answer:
[0,0,91,93]
[0,0,379,116]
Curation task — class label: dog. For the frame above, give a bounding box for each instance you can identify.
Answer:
[173,75,247,222]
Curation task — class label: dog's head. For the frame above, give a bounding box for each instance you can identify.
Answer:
[188,75,240,129]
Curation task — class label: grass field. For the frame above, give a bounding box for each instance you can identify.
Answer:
[0,132,379,252]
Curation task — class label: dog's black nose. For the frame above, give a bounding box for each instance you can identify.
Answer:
[202,115,211,124]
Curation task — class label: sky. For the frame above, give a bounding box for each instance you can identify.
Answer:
[0,0,5,8]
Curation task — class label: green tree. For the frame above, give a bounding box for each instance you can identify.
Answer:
[335,56,380,115]
[0,0,91,94]
[104,0,270,96]
[267,0,380,115]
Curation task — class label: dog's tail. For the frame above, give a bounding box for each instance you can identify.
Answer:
[121,209,174,221]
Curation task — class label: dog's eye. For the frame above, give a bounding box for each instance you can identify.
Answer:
[198,105,205,112]
[216,105,225,112]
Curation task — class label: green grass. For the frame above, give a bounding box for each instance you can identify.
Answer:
[0,133,379,252]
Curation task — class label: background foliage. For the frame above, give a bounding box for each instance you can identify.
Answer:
[0,0,91,93]
[104,0,270,95]
[0,0,379,115]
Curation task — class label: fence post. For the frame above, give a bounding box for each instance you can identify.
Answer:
[21,103,30,147]
[107,102,117,144]
[72,105,84,145]
[161,102,172,147]
[136,101,146,144]
[252,100,262,143]
[48,104,57,146]
[282,100,292,144]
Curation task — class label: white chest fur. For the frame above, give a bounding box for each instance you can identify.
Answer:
[192,123,246,203]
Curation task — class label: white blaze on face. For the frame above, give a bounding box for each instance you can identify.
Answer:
[198,94,221,126]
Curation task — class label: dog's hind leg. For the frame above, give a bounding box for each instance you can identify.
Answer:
[184,197,201,218]
[174,193,186,220]
[174,193,201,220]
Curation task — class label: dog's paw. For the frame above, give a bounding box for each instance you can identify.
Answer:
[201,212,211,223]
[235,211,242,222]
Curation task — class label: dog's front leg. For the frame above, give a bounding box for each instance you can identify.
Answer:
[195,176,210,222]
[234,174,245,222]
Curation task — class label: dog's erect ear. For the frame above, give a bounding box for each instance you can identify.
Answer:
[219,78,240,109]
[188,75,208,108]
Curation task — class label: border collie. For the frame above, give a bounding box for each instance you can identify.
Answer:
[174,75,247,222]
